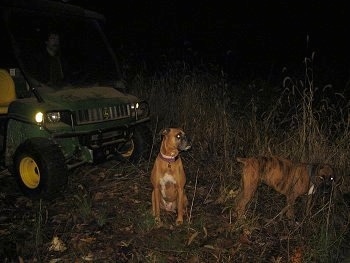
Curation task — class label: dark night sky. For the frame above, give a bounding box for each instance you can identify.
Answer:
[71,0,350,85]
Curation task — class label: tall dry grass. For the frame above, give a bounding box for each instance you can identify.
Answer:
[129,58,350,171]
[127,54,350,261]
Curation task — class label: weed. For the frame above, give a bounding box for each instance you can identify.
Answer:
[73,193,93,222]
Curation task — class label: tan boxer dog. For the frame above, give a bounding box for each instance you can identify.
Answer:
[151,128,191,225]
[235,156,334,221]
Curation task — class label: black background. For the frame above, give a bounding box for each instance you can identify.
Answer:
[70,0,350,88]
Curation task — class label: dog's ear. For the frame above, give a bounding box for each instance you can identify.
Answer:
[160,128,170,136]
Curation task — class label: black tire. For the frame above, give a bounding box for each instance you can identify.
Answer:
[13,138,68,199]
[118,124,152,164]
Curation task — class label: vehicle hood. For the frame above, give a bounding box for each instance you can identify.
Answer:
[39,86,140,110]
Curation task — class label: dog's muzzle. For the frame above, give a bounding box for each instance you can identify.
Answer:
[319,175,335,194]
[178,134,191,151]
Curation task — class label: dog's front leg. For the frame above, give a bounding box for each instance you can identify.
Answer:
[305,195,313,217]
[285,195,297,221]
[235,174,259,219]
[152,187,161,224]
[176,187,184,225]
[235,192,253,219]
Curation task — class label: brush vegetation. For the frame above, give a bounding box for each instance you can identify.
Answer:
[1,53,350,262]
[127,53,350,262]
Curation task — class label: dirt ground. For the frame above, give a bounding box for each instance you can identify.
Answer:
[1,156,350,262]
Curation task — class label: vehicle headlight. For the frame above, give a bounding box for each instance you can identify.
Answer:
[35,111,63,124]
[134,101,150,119]
[46,112,61,123]
[35,112,44,123]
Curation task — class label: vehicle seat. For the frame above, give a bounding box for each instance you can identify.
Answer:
[0,69,16,114]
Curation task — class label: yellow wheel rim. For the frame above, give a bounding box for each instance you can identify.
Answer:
[19,157,40,189]
[120,140,134,158]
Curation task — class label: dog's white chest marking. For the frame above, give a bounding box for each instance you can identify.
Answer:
[160,173,177,198]
[159,173,177,212]
[308,183,315,195]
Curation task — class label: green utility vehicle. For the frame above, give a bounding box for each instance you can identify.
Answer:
[0,0,151,198]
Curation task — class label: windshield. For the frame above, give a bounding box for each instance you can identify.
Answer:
[8,8,121,91]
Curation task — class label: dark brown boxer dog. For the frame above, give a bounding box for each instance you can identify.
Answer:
[235,156,334,221]
[151,128,191,225]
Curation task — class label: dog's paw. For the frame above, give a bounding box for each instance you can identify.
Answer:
[155,221,164,228]
[154,217,162,225]
[175,218,184,226]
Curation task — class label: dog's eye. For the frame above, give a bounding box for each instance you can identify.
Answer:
[176,134,181,139]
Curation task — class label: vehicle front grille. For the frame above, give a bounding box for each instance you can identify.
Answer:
[75,105,130,125]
